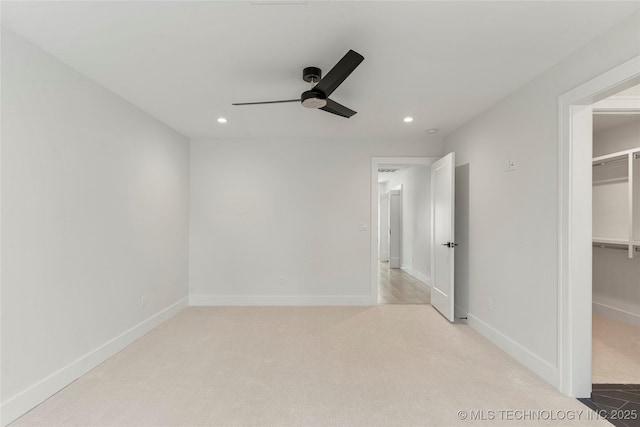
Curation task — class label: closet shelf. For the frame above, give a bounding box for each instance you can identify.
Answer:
[592,146,639,259]
[593,177,628,185]
[592,148,636,165]
[593,237,629,245]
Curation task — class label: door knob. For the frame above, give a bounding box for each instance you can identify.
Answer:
[441,242,458,248]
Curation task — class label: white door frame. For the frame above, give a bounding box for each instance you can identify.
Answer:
[370,157,439,302]
[557,55,640,398]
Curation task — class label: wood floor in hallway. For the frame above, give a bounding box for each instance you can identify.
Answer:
[378,261,430,304]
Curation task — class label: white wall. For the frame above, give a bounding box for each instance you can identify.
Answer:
[1,29,190,424]
[443,11,640,388]
[189,138,441,305]
[592,119,640,326]
[380,166,431,284]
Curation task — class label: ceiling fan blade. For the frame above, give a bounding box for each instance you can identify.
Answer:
[320,99,357,118]
[314,49,364,97]
[232,99,300,106]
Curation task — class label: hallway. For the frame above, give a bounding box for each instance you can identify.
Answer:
[378,261,430,304]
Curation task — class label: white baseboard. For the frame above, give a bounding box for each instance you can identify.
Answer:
[189,294,376,306]
[454,304,467,322]
[593,301,640,328]
[400,265,431,287]
[466,313,558,388]
[1,297,188,426]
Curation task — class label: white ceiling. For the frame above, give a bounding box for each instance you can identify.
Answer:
[378,170,399,184]
[2,1,638,140]
[377,163,433,183]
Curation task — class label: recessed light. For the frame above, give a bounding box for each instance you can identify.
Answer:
[426,128,439,134]
[403,117,414,123]
[217,117,227,124]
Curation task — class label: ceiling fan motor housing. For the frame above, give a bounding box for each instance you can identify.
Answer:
[303,66,322,83]
[301,90,327,109]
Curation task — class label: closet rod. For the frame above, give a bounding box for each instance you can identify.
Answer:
[592,157,627,167]
[592,244,628,250]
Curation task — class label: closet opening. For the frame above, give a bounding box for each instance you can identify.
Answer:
[558,55,640,400]
[585,86,640,419]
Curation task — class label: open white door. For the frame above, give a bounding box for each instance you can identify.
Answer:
[431,153,456,321]
[389,187,402,268]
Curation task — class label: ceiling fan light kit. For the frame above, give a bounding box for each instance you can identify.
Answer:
[232,49,364,118]
[301,90,327,109]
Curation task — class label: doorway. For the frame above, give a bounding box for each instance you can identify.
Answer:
[558,55,640,398]
[586,86,640,415]
[371,157,437,305]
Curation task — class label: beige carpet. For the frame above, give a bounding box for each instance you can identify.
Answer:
[592,311,640,384]
[12,306,608,426]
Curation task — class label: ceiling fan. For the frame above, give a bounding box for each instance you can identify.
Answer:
[232,49,364,118]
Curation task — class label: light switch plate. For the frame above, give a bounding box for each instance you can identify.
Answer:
[505,159,517,172]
